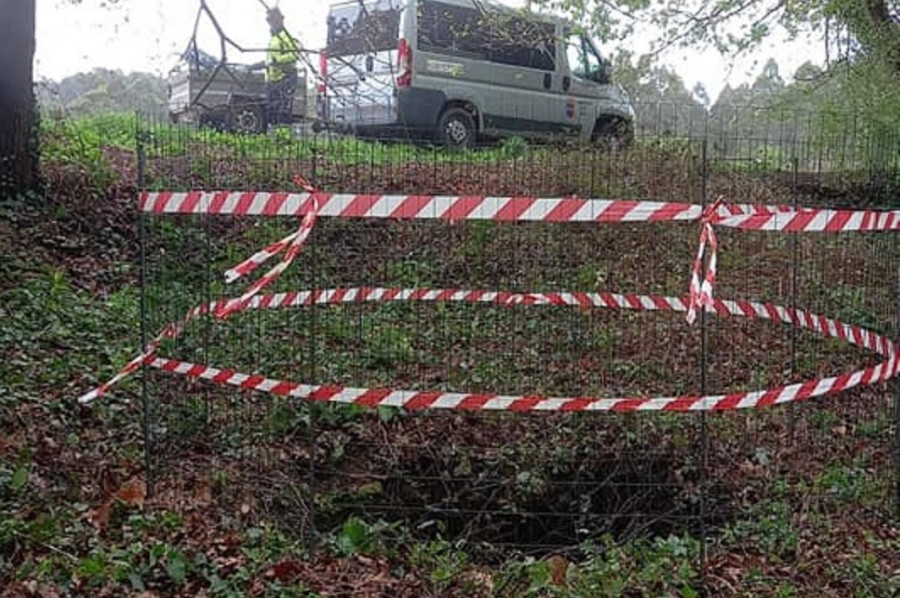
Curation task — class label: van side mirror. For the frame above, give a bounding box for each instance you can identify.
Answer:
[601,61,612,84]
[590,62,610,85]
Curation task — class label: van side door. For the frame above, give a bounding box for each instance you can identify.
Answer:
[485,17,568,138]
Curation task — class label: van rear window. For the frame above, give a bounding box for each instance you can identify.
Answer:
[418,0,556,71]
[327,2,401,57]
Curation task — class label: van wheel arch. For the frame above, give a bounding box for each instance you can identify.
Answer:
[592,116,634,150]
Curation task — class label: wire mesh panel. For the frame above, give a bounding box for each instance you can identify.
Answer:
[128,105,899,577]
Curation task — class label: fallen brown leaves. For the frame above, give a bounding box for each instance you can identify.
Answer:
[255,555,428,598]
[87,478,147,531]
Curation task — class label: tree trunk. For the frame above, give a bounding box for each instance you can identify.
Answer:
[0,0,38,198]
[864,0,900,71]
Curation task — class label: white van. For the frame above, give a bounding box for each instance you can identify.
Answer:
[318,0,635,148]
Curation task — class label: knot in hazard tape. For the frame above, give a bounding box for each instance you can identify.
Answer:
[686,198,723,325]
[215,175,322,320]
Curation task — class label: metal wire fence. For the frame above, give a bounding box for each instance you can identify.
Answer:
[132,104,899,576]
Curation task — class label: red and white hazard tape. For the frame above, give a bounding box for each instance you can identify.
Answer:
[76,188,900,408]
[77,302,212,404]
[79,285,899,410]
[224,230,298,283]
[686,198,722,324]
[228,288,898,359]
[145,353,897,412]
[139,191,900,232]
[715,208,900,232]
[140,191,703,222]
[215,177,321,319]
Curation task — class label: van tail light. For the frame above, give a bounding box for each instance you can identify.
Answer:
[397,38,412,87]
[318,49,328,93]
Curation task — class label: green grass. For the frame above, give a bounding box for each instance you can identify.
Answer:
[0,271,139,405]
[721,500,798,562]
[38,112,558,173]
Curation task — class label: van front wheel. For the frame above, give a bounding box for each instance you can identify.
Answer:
[437,108,475,150]
[592,117,633,151]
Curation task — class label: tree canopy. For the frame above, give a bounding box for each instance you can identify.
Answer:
[480,0,898,129]
[528,0,898,59]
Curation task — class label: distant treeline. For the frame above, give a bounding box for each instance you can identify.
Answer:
[36,68,169,121]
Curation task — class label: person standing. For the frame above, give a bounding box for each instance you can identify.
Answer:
[263,7,300,127]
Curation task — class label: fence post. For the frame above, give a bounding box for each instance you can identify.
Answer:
[203,191,213,427]
[895,376,900,519]
[136,118,153,498]
[306,150,319,554]
[788,157,799,442]
[698,138,710,575]
[895,255,900,519]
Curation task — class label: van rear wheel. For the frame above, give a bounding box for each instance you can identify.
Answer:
[437,108,475,150]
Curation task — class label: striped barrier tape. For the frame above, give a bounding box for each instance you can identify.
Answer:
[224,230,298,284]
[146,354,897,412]
[77,319,186,404]
[714,208,900,232]
[77,300,218,404]
[138,191,900,231]
[214,176,321,320]
[79,286,899,410]
[140,192,699,222]
[228,287,897,359]
[77,188,900,407]
[686,198,721,325]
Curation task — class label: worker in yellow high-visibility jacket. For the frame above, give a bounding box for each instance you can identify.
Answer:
[263,7,300,127]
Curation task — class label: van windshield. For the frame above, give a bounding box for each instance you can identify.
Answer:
[327,1,401,57]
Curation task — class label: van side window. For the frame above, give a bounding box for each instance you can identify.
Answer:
[418,0,556,71]
[488,17,556,71]
[327,6,400,57]
[418,1,488,58]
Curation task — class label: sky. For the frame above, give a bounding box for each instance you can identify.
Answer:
[34,0,825,103]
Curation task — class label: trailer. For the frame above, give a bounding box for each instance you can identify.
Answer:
[167,50,308,134]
